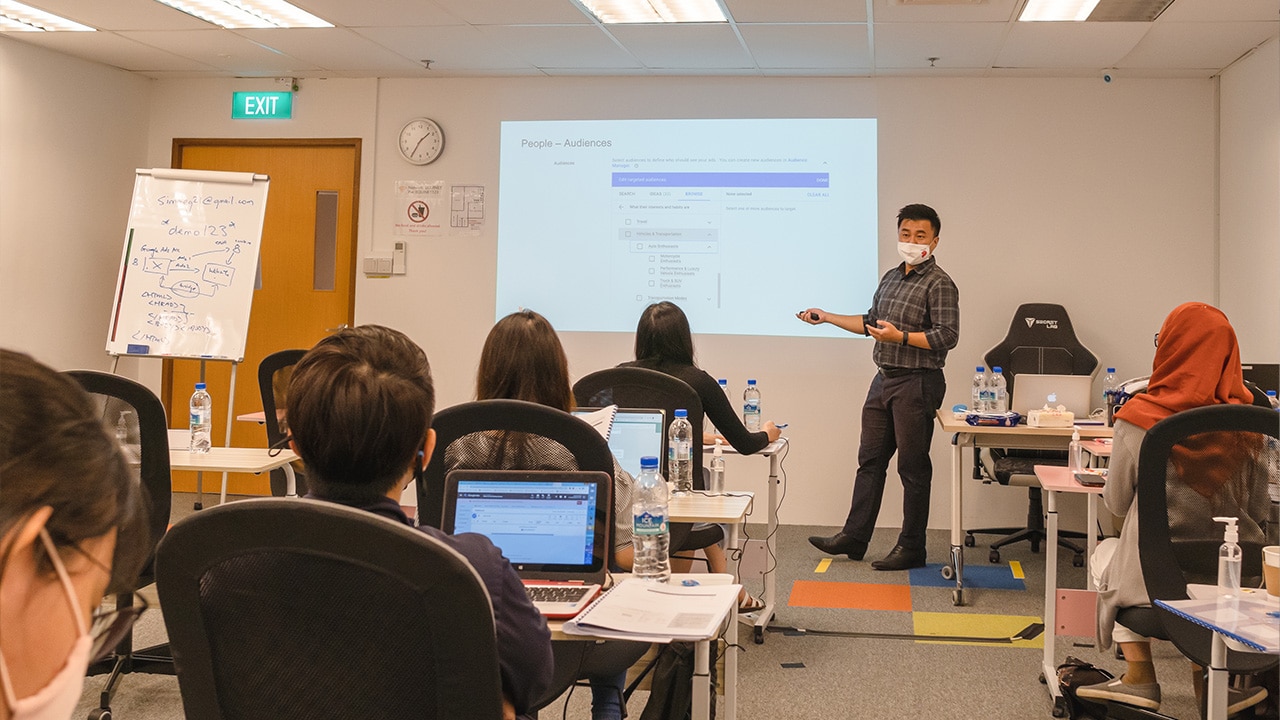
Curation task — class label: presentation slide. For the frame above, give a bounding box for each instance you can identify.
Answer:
[496,118,879,338]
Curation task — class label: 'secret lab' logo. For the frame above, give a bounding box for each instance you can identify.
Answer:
[1025,317,1059,330]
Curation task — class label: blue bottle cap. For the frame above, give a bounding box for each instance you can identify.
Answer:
[718,378,727,385]
[976,366,984,372]
[640,456,659,469]
[674,408,687,418]
[747,379,757,385]
[195,382,206,390]
[1107,367,1116,373]
[992,367,1003,373]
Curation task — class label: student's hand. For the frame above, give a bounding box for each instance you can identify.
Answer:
[796,308,826,325]
[762,421,782,443]
[502,697,516,720]
[702,431,719,446]
[866,319,902,344]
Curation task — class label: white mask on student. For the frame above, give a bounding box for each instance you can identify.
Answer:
[0,529,93,720]
[897,242,933,266]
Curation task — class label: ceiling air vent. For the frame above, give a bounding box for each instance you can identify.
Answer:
[1087,0,1175,22]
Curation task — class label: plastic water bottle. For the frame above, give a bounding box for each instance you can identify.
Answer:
[1068,427,1083,473]
[1267,390,1278,409]
[189,382,212,453]
[709,439,726,494]
[990,368,1008,413]
[1214,516,1241,598]
[743,379,761,432]
[1102,367,1119,426]
[115,410,138,464]
[632,456,671,583]
[971,366,988,413]
[668,408,694,495]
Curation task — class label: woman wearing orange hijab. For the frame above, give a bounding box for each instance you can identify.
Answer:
[1078,303,1269,715]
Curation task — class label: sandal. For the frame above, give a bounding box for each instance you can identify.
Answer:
[738,593,765,613]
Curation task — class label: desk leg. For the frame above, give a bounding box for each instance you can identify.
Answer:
[284,463,297,498]
[693,638,711,720]
[1207,634,1227,720]
[724,602,737,720]
[753,450,780,644]
[1085,493,1098,591]
[218,471,229,505]
[1044,490,1062,710]
[947,437,966,605]
[195,471,204,511]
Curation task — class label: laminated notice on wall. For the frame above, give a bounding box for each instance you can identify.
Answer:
[393,180,444,236]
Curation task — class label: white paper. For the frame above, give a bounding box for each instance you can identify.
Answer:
[562,578,739,643]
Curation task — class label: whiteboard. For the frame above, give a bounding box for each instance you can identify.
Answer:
[106,169,270,361]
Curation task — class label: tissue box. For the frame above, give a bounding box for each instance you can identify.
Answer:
[1028,406,1075,428]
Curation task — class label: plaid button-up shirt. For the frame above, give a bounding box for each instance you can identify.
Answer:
[866,256,960,370]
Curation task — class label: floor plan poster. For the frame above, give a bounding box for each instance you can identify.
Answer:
[450,184,486,234]
[393,180,444,236]
[106,169,269,360]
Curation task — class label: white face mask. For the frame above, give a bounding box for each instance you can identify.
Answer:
[0,529,93,720]
[897,242,933,266]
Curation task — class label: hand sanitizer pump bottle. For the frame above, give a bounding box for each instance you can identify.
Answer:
[1214,516,1241,598]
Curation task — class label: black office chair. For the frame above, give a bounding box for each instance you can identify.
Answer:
[256,348,308,496]
[154,498,503,720]
[968,303,1098,564]
[66,370,174,720]
[1108,404,1279,720]
[573,367,724,559]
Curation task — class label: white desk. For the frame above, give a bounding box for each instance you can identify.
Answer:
[705,438,786,644]
[937,412,1111,606]
[169,429,299,505]
[1034,464,1105,716]
[551,573,739,720]
[1156,586,1280,720]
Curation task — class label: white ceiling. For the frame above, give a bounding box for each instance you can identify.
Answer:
[3,0,1277,79]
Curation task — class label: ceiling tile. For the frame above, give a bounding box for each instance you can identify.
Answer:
[1155,0,1280,23]
[3,30,221,71]
[15,0,211,31]
[430,0,593,25]
[115,29,321,75]
[355,25,532,72]
[996,22,1150,68]
[873,21,1007,68]
[607,24,753,69]
[737,24,871,69]
[474,24,641,68]
[291,0,462,27]
[872,0,1022,23]
[235,28,423,73]
[725,0,867,23]
[1118,21,1280,69]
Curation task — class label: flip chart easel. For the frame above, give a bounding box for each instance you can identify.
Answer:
[105,168,271,509]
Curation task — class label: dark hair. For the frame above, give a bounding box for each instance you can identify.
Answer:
[476,310,573,413]
[287,325,436,501]
[0,350,147,593]
[897,203,941,236]
[634,301,695,366]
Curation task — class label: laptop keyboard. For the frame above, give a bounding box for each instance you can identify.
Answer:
[526,585,592,603]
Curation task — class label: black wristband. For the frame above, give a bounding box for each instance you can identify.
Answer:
[901,331,909,346]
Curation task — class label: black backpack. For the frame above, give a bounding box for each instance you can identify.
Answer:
[1056,656,1114,720]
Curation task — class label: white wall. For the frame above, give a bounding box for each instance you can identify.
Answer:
[0,37,151,372]
[6,58,1234,530]
[1219,36,1280,364]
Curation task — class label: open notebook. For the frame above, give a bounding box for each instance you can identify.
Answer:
[442,469,612,618]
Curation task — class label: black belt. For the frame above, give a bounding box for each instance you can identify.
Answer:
[879,367,938,379]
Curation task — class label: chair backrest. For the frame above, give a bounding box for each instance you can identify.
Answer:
[155,498,502,720]
[573,367,706,482]
[65,370,172,581]
[419,399,615,531]
[1137,403,1279,670]
[256,348,308,496]
[984,303,1098,395]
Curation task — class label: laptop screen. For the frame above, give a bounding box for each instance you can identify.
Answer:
[443,470,610,577]
[574,408,665,478]
[1011,373,1095,420]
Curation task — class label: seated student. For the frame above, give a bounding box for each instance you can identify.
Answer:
[445,310,646,720]
[0,350,148,720]
[620,301,782,611]
[285,325,553,719]
[1078,303,1270,715]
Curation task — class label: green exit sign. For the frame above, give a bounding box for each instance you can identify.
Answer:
[232,91,293,120]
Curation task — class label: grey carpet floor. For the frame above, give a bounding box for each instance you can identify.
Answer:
[73,493,1218,720]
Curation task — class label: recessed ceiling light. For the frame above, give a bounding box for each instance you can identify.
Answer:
[572,0,727,24]
[153,0,333,29]
[1018,0,1101,22]
[0,0,94,31]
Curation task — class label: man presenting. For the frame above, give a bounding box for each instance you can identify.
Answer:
[798,203,959,570]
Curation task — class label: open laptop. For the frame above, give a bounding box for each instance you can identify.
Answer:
[1011,373,1096,423]
[574,407,666,478]
[442,469,612,618]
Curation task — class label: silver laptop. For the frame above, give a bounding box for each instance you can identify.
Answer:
[1011,373,1096,422]
[574,407,665,478]
[442,469,611,618]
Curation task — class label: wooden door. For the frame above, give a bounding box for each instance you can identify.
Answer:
[167,140,360,495]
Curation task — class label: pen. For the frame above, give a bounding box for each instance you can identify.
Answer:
[776,423,789,429]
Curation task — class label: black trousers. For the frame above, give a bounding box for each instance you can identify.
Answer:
[841,369,947,552]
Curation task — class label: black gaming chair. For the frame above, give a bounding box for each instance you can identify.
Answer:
[968,303,1098,563]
